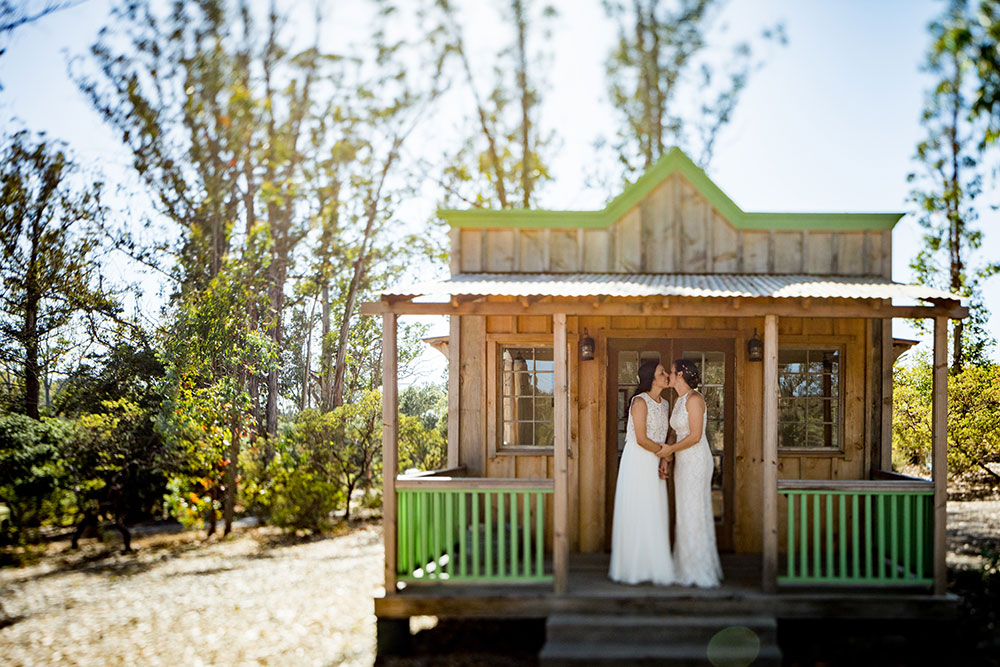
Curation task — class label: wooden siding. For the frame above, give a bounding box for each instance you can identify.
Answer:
[452,303,878,554]
[455,175,892,278]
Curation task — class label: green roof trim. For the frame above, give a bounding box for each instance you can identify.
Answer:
[438,147,904,232]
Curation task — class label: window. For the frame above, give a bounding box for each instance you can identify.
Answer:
[778,348,841,450]
[501,345,554,448]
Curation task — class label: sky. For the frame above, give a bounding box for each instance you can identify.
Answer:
[1,0,996,382]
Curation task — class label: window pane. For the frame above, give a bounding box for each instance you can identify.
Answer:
[534,372,554,397]
[703,352,725,385]
[517,422,533,445]
[618,352,638,384]
[516,397,534,422]
[779,422,805,447]
[535,422,554,447]
[779,373,806,397]
[535,397,554,423]
[779,398,806,423]
[703,386,722,420]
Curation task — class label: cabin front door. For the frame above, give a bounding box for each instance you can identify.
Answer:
[605,338,735,551]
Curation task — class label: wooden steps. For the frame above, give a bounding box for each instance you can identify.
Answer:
[540,613,781,666]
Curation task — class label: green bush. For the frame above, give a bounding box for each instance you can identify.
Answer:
[0,414,74,540]
[893,357,1000,487]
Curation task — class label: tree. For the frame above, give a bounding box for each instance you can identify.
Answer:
[909,0,998,371]
[601,0,784,176]
[893,355,1000,488]
[433,0,557,209]
[0,0,82,60]
[0,130,121,420]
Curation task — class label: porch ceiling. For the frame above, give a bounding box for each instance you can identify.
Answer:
[381,273,964,305]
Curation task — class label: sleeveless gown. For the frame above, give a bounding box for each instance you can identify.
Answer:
[671,391,723,587]
[609,392,675,585]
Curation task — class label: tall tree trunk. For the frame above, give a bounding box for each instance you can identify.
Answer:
[332,145,399,406]
[24,216,40,420]
[514,0,531,208]
[223,416,240,535]
[320,283,332,411]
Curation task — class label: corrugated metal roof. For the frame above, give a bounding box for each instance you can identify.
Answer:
[383,273,963,303]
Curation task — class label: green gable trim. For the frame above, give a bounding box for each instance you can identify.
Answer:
[438,147,904,232]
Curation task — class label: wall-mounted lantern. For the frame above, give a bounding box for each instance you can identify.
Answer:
[747,329,764,362]
[579,329,595,361]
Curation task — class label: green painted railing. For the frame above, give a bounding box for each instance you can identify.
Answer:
[396,478,553,583]
[778,481,934,586]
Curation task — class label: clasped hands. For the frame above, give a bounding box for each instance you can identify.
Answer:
[656,443,674,480]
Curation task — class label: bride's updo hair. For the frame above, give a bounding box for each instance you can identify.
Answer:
[630,359,660,405]
[672,358,701,389]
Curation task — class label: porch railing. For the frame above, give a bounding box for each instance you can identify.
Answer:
[778,480,934,586]
[395,476,553,584]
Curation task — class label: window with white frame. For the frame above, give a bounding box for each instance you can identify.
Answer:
[501,345,554,448]
[777,347,841,450]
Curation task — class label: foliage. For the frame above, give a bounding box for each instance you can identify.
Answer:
[908,0,999,371]
[400,381,448,432]
[432,0,557,209]
[242,393,384,530]
[399,414,446,473]
[601,0,785,176]
[893,356,1000,488]
[0,130,122,419]
[0,414,71,539]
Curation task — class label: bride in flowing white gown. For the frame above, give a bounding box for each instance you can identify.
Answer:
[660,358,723,587]
[608,360,675,585]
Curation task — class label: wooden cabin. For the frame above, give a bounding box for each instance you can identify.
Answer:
[362,148,967,662]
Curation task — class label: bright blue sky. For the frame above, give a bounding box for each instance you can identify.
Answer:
[1,0,996,376]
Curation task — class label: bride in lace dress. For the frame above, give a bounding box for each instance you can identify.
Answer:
[660,358,723,587]
[608,360,675,585]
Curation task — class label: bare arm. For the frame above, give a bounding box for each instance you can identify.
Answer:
[630,397,666,454]
[664,393,706,455]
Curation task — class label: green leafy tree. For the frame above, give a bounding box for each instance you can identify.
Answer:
[909,0,998,371]
[433,0,556,209]
[601,0,784,176]
[893,356,1000,488]
[0,414,69,541]
[0,130,122,420]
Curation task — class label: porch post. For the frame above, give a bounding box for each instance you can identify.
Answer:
[553,313,569,594]
[762,314,779,593]
[932,316,948,595]
[382,313,398,593]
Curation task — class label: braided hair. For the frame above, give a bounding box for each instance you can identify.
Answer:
[671,358,701,389]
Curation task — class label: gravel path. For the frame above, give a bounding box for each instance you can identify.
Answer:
[948,499,1000,570]
[0,524,384,667]
[1,500,997,666]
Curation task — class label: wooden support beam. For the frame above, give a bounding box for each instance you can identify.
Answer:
[361,298,968,321]
[382,313,399,594]
[553,313,569,594]
[932,316,948,596]
[447,315,461,469]
[762,314,779,594]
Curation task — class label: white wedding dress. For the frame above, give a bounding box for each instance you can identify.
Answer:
[671,390,723,587]
[609,392,675,585]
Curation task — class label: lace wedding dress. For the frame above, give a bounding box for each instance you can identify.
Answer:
[670,390,723,587]
[608,392,675,585]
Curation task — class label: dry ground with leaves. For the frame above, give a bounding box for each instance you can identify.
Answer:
[0,500,998,666]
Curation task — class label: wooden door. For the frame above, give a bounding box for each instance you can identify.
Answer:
[605,338,736,551]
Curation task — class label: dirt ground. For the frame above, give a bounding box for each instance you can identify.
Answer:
[0,499,997,666]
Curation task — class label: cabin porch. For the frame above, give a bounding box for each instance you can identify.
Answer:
[363,280,967,600]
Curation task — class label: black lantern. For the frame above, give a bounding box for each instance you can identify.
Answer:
[579,329,595,361]
[747,328,763,362]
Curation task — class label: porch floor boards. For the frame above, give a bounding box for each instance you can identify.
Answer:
[376,553,958,621]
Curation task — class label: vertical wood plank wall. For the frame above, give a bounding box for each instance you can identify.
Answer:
[454,307,876,554]
[454,175,892,278]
